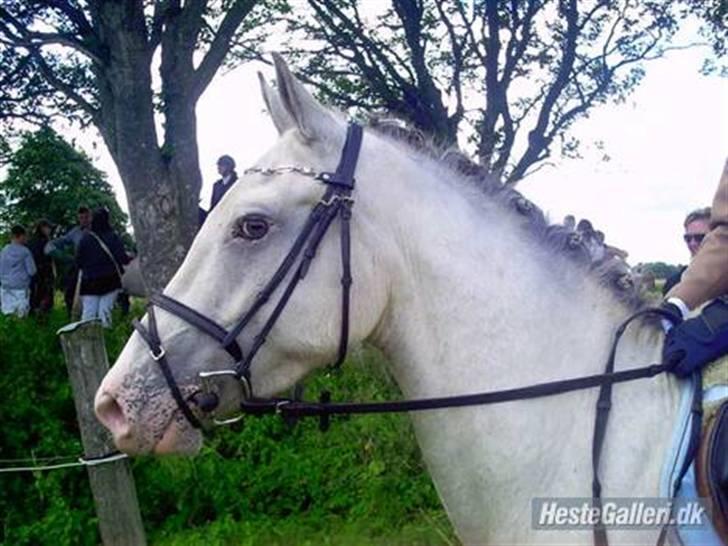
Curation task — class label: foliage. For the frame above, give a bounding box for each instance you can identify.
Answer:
[0,303,453,546]
[281,0,720,184]
[682,0,727,74]
[0,127,127,236]
[0,1,279,291]
[637,261,684,280]
[0,1,269,128]
[0,305,96,546]
[155,513,453,546]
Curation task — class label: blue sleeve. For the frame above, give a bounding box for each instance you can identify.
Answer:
[25,249,37,277]
[49,229,75,252]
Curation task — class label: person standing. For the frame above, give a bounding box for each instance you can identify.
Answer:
[76,208,130,327]
[28,219,55,315]
[662,207,712,295]
[665,159,728,315]
[198,155,238,225]
[45,206,92,316]
[0,226,37,317]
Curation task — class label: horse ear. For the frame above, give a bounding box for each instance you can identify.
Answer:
[258,72,294,135]
[271,52,335,141]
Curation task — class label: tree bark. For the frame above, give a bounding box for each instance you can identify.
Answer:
[89,1,210,293]
[0,0,258,293]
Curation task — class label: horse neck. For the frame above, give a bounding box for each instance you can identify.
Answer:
[360,141,655,394]
[358,137,680,543]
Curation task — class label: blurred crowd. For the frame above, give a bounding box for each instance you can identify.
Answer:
[0,206,132,327]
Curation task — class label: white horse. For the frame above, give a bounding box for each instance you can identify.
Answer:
[95,55,684,545]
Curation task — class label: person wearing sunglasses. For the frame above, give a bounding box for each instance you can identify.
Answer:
[661,159,728,322]
[684,208,712,257]
[662,207,712,295]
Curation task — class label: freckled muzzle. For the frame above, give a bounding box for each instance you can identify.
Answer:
[131,123,363,430]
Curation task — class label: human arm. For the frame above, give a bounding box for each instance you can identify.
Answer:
[24,248,37,277]
[667,159,728,311]
[45,227,77,255]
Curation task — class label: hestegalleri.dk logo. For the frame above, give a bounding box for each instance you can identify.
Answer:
[531,498,711,530]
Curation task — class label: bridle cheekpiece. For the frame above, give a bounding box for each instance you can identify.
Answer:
[132,122,364,428]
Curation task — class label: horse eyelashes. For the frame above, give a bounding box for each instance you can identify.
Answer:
[233,214,270,240]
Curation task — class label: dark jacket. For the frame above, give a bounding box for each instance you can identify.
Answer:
[662,266,687,297]
[210,172,238,212]
[76,230,130,295]
[28,236,54,280]
[198,173,239,227]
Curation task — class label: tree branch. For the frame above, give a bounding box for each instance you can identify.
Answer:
[433,0,466,128]
[0,5,103,65]
[191,0,258,99]
[149,0,172,52]
[44,0,94,36]
[30,49,98,120]
[508,0,579,184]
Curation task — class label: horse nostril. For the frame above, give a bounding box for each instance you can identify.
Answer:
[95,392,130,435]
[193,392,220,413]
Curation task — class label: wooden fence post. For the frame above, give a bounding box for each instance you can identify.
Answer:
[58,319,147,546]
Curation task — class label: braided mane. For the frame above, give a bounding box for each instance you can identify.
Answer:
[368,116,651,310]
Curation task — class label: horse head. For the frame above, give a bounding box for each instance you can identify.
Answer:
[95,55,391,454]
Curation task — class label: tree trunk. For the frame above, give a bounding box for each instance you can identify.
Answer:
[115,152,199,295]
[91,2,201,294]
[98,82,198,294]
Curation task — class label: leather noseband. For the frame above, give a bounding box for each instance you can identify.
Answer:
[132,122,363,429]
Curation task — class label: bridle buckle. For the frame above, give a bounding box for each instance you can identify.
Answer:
[150,346,166,361]
[275,400,291,415]
[197,369,251,426]
[319,194,354,207]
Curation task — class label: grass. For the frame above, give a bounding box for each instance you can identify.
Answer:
[0,297,458,546]
[155,512,456,546]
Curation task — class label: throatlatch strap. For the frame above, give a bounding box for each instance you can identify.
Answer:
[333,200,353,369]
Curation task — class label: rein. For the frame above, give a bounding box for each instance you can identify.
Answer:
[132,121,694,546]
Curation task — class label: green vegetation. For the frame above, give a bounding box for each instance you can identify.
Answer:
[637,262,683,280]
[0,303,455,546]
[0,127,127,236]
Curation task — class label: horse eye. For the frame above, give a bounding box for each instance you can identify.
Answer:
[234,215,269,240]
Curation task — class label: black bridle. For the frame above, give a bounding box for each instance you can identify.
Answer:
[132,121,697,546]
[133,122,363,429]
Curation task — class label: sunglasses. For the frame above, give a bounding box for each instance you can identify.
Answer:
[683,233,706,244]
